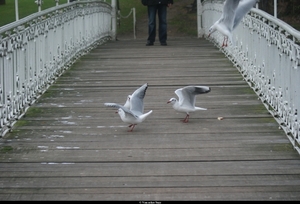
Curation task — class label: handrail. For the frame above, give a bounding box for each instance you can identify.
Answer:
[199,0,300,154]
[0,0,112,136]
[252,8,300,41]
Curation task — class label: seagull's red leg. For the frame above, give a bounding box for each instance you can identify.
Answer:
[222,37,225,47]
[128,124,136,132]
[180,115,187,122]
[181,114,189,123]
[222,36,228,47]
[185,114,190,123]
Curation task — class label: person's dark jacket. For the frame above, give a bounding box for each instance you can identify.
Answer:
[141,0,173,6]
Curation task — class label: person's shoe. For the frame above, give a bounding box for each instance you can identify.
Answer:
[146,42,154,46]
[161,42,167,46]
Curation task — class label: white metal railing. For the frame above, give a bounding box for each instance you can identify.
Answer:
[199,0,300,154]
[0,0,112,136]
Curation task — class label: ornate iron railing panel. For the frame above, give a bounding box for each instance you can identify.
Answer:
[0,1,112,136]
[200,0,300,154]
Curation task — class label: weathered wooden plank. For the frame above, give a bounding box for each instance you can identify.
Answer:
[1,175,300,188]
[1,160,300,175]
[0,187,299,200]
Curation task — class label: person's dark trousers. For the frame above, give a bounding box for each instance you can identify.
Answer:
[147,4,167,44]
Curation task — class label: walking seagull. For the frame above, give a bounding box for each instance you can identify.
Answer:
[104,83,152,132]
[167,86,211,123]
[208,0,257,47]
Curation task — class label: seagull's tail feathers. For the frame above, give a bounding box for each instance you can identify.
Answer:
[139,110,153,122]
[195,107,207,111]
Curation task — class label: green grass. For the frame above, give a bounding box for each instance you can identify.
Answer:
[0,0,145,35]
[116,0,147,35]
[0,146,13,153]
[0,0,69,27]
[169,11,197,36]
[0,1,196,36]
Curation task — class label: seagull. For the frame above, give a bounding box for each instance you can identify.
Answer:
[208,0,240,47]
[167,86,211,123]
[208,0,257,47]
[104,83,152,132]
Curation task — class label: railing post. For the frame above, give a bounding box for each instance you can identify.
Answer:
[111,0,117,41]
[133,8,136,39]
[34,0,42,12]
[197,0,204,38]
[15,0,19,21]
[274,0,277,18]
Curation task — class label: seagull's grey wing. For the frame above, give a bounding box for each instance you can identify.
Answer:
[105,103,138,118]
[208,1,225,35]
[222,0,240,31]
[130,83,148,113]
[233,0,257,30]
[193,86,211,95]
[104,102,124,109]
[176,86,211,107]
[175,87,196,108]
[120,108,139,120]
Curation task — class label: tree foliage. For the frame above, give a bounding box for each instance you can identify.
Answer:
[258,0,300,17]
[0,0,6,5]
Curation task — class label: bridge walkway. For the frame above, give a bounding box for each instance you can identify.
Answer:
[0,38,299,200]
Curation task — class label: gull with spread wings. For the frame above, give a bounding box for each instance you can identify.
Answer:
[167,86,211,123]
[208,0,258,47]
[104,83,152,132]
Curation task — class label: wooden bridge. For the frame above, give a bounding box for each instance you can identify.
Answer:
[0,38,299,200]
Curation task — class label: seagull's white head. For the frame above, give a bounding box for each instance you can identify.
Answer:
[124,94,131,109]
[167,98,177,105]
[117,108,125,118]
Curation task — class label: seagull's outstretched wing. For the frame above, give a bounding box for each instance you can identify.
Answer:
[104,83,151,131]
[175,86,211,108]
[221,0,240,32]
[208,0,240,46]
[233,0,257,30]
[130,83,148,114]
[104,103,138,118]
[104,102,124,110]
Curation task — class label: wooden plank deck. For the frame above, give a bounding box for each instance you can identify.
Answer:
[0,38,300,201]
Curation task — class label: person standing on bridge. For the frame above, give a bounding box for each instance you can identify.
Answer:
[142,0,173,46]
